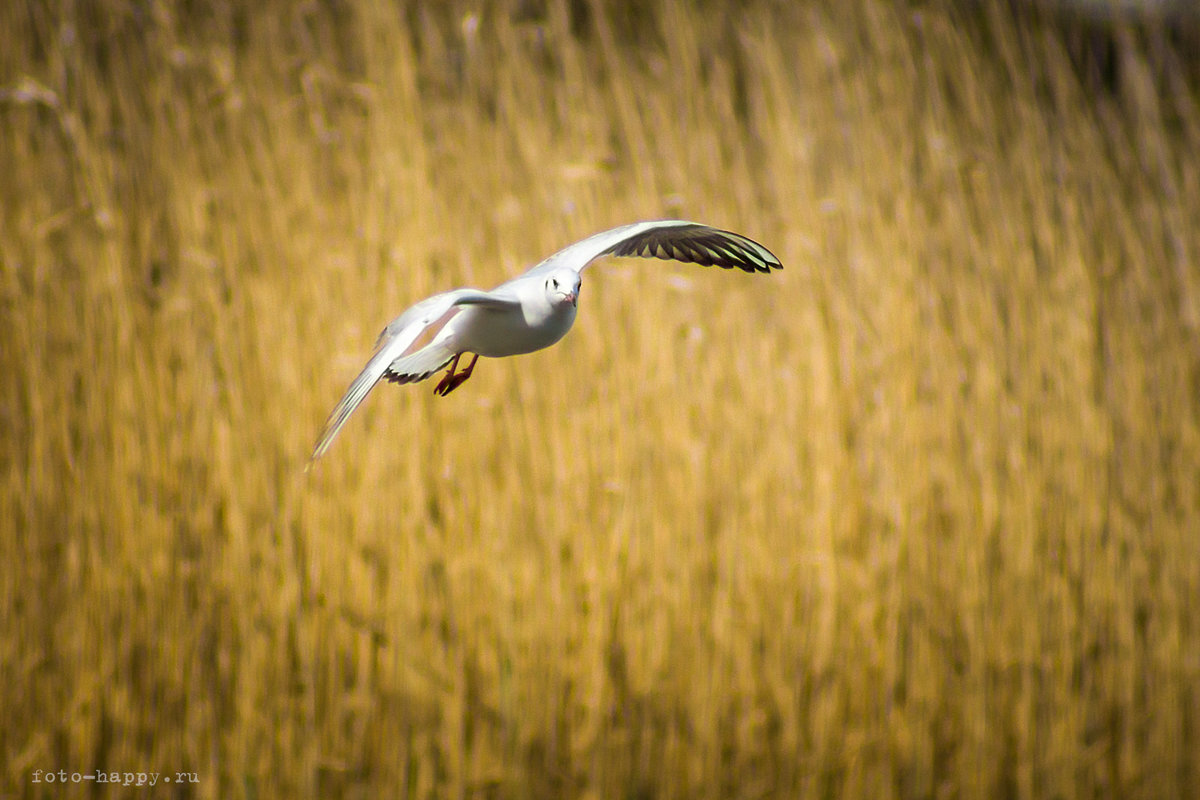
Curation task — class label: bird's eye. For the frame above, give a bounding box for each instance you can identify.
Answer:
[550,278,559,289]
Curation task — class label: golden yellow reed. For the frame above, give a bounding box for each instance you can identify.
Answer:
[2,1,1198,798]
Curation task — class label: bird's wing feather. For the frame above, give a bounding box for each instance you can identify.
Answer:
[518,220,782,279]
[308,289,519,464]
[373,289,519,347]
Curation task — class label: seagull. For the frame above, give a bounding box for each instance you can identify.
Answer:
[309,220,782,463]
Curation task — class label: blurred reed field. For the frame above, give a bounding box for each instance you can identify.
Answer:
[2,0,1199,797]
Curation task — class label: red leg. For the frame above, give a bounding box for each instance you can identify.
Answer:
[433,353,462,396]
[434,353,479,396]
[458,353,479,381]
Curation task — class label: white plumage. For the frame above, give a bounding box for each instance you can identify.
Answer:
[309,220,782,463]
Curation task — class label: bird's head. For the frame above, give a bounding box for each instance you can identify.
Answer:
[545,270,581,308]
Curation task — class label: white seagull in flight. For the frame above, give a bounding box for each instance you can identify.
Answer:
[309,220,782,463]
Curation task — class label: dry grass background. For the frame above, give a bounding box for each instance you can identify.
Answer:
[2,0,1199,798]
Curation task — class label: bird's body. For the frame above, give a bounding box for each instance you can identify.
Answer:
[433,285,576,359]
[309,220,781,463]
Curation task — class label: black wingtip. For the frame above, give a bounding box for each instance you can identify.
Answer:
[608,223,782,274]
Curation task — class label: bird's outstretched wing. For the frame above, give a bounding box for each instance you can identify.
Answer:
[308,289,519,464]
[518,220,782,280]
